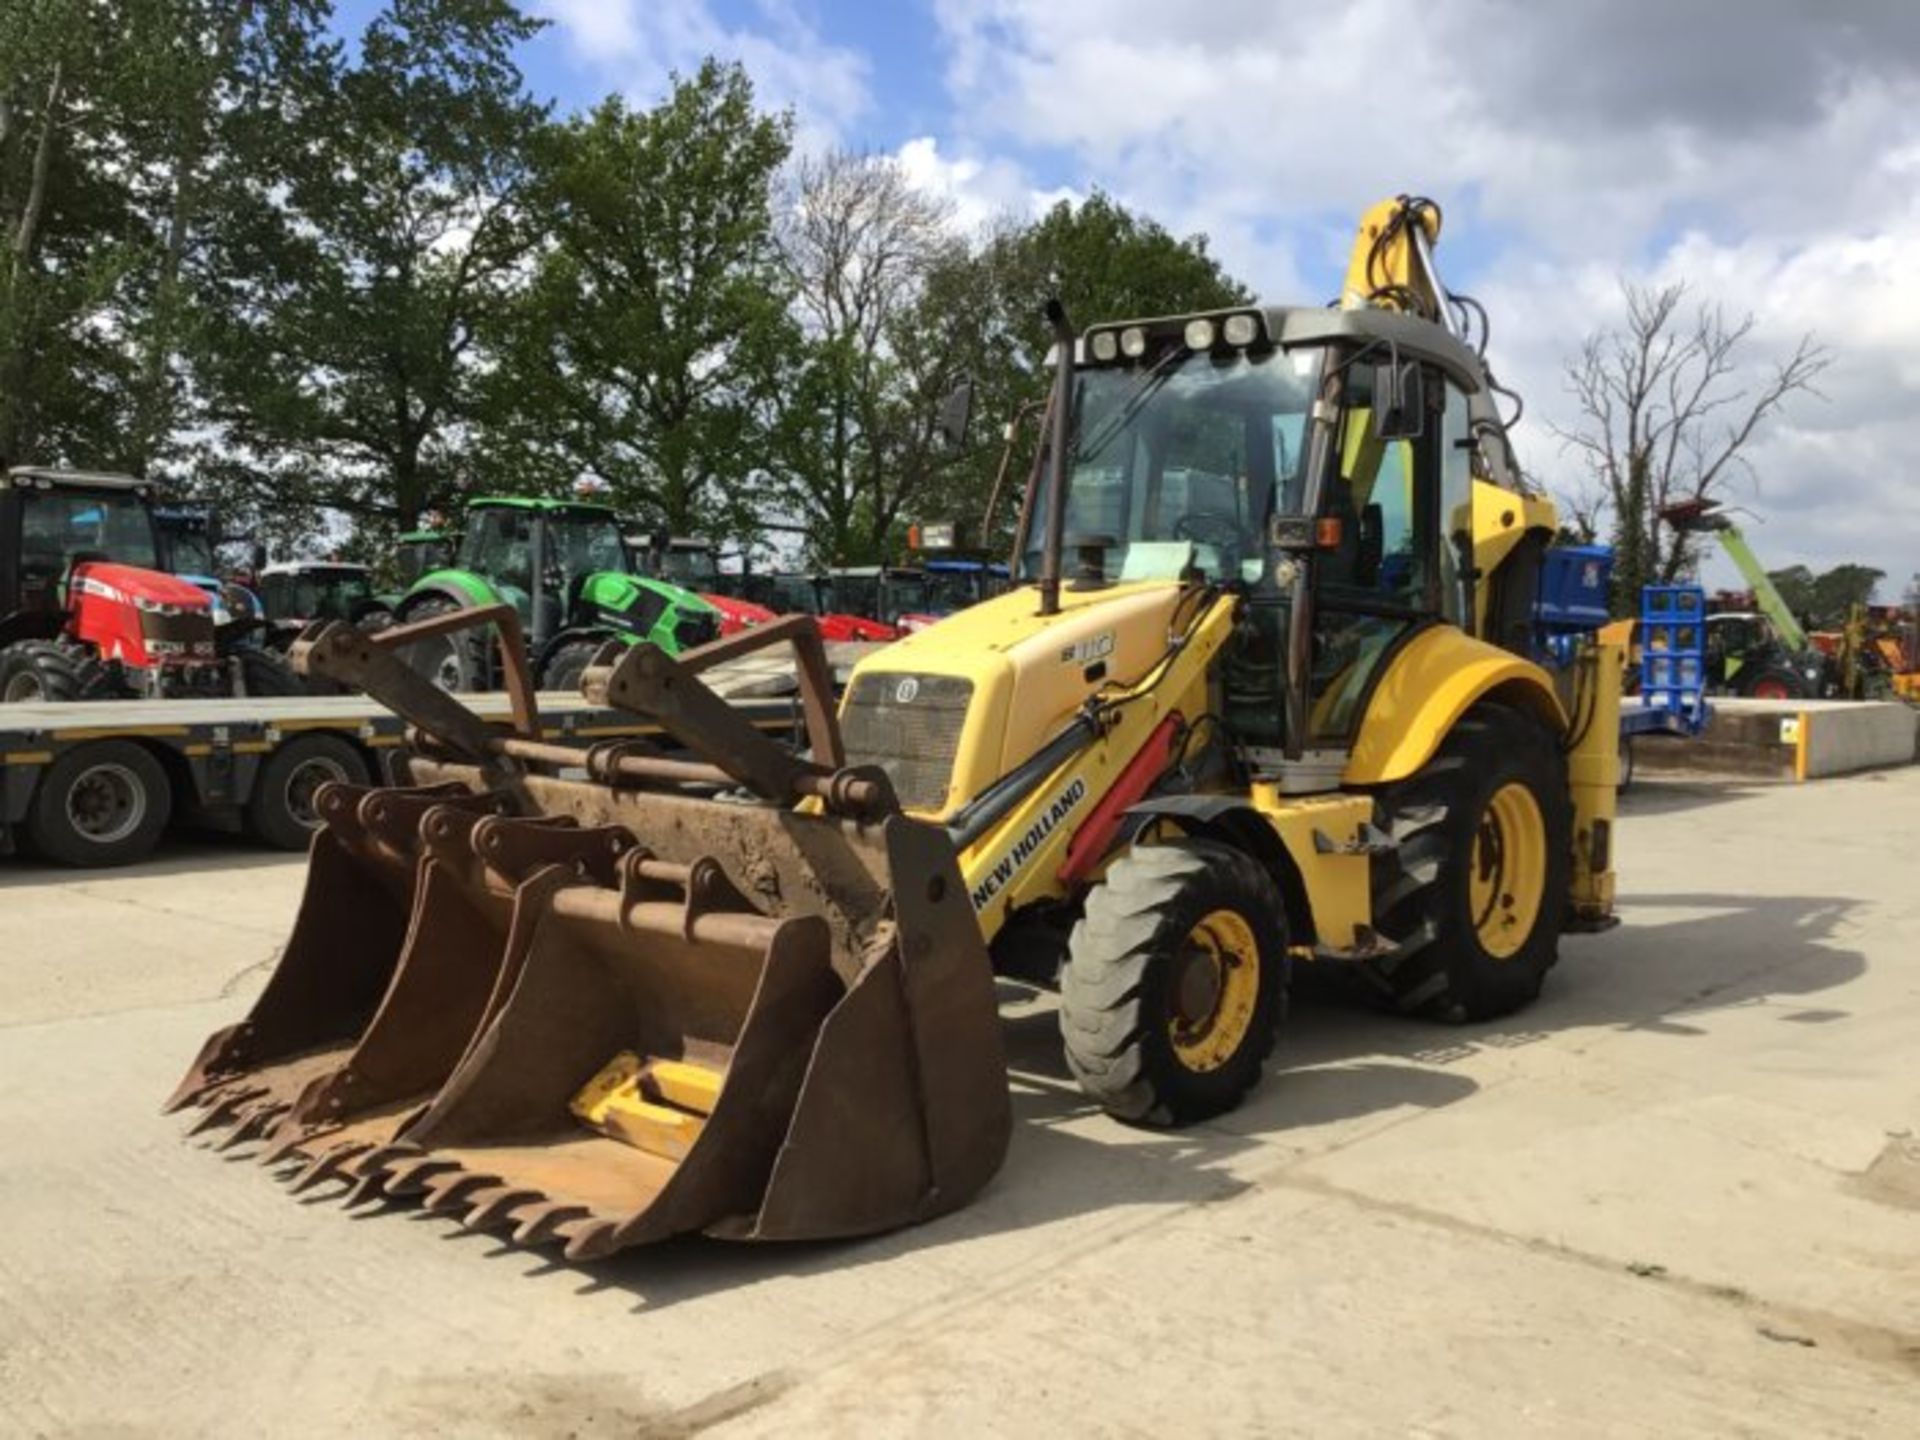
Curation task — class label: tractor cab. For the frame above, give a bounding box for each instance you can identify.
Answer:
[0,468,282,701]
[258,562,388,636]
[828,566,930,632]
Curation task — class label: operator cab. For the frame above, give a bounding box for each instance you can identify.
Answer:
[3,468,166,616]
[1021,306,1512,757]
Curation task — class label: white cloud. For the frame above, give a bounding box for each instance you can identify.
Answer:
[537,0,871,146]
[928,0,1920,589]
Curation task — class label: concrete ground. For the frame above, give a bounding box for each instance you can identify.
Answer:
[2,771,1917,1438]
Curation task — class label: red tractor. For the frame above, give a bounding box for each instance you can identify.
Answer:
[0,467,300,702]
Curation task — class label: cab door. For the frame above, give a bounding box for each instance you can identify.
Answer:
[1306,366,1445,744]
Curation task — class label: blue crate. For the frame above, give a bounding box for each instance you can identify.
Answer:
[1537,544,1614,632]
[1638,584,1708,735]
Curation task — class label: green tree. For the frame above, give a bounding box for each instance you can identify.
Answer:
[1766,564,1815,619]
[193,0,545,551]
[493,60,793,545]
[0,0,138,468]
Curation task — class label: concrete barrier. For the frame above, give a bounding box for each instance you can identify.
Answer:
[1630,697,1919,781]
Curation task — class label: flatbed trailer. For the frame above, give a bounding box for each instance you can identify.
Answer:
[1,690,802,867]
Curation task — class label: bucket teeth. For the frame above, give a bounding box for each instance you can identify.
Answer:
[379,1156,461,1198]
[258,1128,323,1169]
[343,1168,394,1210]
[422,1171,501,1215]
[288,1141,372,1196]
[220,1103,290,1151]
[187,1086,268,1137]
[561,1219,623,1263]
[464,1187,546,1233]
[511,1202,593,1248]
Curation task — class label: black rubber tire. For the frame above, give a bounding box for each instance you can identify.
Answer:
[1362,704,1572,1022]
[1738,664,1809,701]
[237,647,306,697]
[0,639,118,703]
[25,739,172,867]
[1060,839,1288,1126]
[398,596,486,692]
[538,637,605,693]
[245,734,371,851]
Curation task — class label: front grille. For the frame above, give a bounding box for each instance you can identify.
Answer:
[840,673,973,813]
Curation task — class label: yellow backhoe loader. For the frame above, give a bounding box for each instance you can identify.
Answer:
[169,196,1622,1255]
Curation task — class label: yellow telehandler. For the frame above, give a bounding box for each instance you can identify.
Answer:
[169,196,1622,1256]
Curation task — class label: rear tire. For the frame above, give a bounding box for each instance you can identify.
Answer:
[245,734,370,851]
[25,740,172,867]
[1363,704,1571,1022]
[1740,665,1808,701]
[1060,839,1288,1125]
[0,639,118,703]
[398,596,486,693]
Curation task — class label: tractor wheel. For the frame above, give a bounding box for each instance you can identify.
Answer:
[237,647,306,697]
[1060,839,1288,1125]
[0,639,118,704]
[24,739,172,866]
[1363,704,1571,1021]
[1740,665,1807,701]
[245,734,370,851]
[398,596,485,693]
[537,637,606,694]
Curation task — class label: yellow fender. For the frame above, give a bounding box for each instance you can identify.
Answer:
[1344,627,1567,786]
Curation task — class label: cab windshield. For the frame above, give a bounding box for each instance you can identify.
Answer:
[658,545,719,587]
[165,528,217,576]
[263,569,375,620]
[21,489,161,575]
[1024,346,1322,585]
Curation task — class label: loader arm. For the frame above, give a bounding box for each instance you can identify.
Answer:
[956,591,1240,941]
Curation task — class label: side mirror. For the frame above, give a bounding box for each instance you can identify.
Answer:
[936,379,974,452]
[1371,360,1426,441]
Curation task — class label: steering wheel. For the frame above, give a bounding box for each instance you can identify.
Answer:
[1173,511,1244,570]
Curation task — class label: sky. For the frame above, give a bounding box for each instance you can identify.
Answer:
[346,1,1920,597]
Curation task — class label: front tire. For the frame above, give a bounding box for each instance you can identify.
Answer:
[1364,704,1572,1021]
[398,596,486,693]
[1060,839,1288,1125]
[537,636,606,693]
[0,639,118,703]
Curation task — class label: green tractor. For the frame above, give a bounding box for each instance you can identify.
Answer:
[391,497,721,692]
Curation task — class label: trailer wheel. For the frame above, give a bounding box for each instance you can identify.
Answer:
[1363,704,1571,1021]
[246,734,370,851]
[25,740,172,867]
[1060,838,1288,1126]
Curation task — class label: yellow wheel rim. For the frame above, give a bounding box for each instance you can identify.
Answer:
[1471,782,1547,960]
[1168,909,1261,1073]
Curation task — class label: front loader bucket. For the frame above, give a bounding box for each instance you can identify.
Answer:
[333,812,1008,1259]
[256,810,636,1179]
[164,780,508,1140]
[173,610,1010,1256]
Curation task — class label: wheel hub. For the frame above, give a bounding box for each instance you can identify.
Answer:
[1471,782,1547,960]
[1167,909,1261,1074]
[66,763,146,845]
